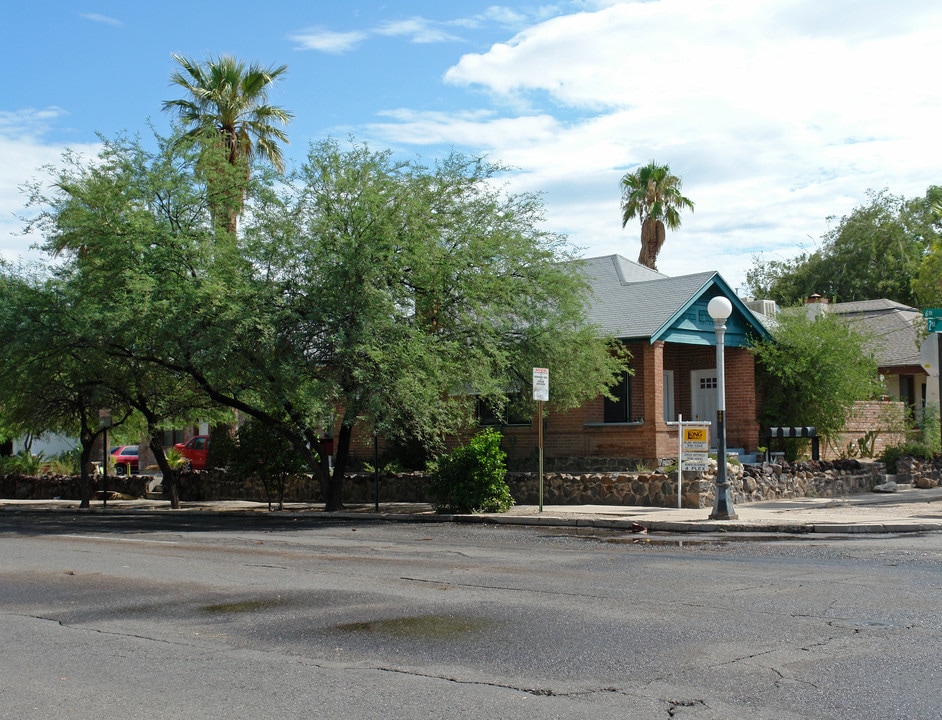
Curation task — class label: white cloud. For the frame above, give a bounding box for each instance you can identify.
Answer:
[291,5,568,54]
[376,18,462,44]
[290,28,369,53]
[363,0,942,294]
[79,13,123,27]
[0,110,101,264]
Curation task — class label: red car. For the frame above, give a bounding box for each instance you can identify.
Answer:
[174,435,209,470]
[111,445,139,475]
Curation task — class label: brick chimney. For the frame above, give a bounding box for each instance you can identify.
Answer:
[805,293,829,320]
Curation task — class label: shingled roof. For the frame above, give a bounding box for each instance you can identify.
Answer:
[576,254,769,346]
[827,299,923,370]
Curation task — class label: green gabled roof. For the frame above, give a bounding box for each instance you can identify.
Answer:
[577,254,771,348]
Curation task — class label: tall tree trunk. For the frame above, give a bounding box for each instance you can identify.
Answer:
[78,438,95,509]
[638,216,657,269]
[147,430,180,509]
[638,216,667,270]
[326,423,353,511]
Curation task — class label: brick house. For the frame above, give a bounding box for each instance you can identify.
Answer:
[823,298,934,420]
[497,255,771,469]
[802,297,927,458]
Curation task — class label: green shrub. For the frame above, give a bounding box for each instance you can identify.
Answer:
[9,450,44,476]
[229,420,308,510]
[429,428,513,514]
[879,442,935,474]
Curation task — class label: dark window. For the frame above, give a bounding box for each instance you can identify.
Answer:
[477,394,531,426]
[604,371,631,423]
[163,429,186,447]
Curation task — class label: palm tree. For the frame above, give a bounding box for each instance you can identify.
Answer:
[620,162,694,271]
[162,53,292,234]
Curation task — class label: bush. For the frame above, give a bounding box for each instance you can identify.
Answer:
[229,420,308,510]
[429,428,513,514]
[879,442,935,474]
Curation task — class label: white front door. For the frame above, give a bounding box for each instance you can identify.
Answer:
[691,369,718,425]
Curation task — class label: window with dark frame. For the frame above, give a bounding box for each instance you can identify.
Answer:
[477,394,532,427]
[163,429,186,447]
[603,371,631,423]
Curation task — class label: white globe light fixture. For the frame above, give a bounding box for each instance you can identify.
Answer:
[707,296,738,520]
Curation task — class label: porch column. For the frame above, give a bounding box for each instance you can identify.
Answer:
[641,341,666,460]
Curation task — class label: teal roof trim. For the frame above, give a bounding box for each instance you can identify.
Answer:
[650,274,771,348]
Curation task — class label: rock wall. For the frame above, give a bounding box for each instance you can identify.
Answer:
[507,458,883,509]
[895,456,942,489]
[2,460,886,510]
[0,473,149,500]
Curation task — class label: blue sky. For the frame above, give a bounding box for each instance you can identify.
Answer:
[3,0,941,295]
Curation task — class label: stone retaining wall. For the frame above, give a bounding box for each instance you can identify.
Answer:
[1,460,886,510]
[506,458,883,509]
[0,473,149,500]
[896,456,942,489]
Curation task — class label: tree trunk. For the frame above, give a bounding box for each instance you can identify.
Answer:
[147,431,180,509]
[78,440,95,509]
[638,216,657,269]
[326,423,353,511]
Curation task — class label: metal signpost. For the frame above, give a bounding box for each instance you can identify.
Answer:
[99,410,112,509]
[533,368,549,512]
[922,309,942,448]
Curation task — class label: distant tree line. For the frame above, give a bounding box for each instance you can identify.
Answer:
[745,187,942,307]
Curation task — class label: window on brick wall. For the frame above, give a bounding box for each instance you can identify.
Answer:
[477,393,531,426]
[663,370,675,421]
[603,371,631,423]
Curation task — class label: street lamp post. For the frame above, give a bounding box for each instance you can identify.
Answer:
[707,296,738,520]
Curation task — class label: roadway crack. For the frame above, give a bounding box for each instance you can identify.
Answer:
[350,663,624,698]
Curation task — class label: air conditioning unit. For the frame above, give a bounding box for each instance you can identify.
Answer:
[745,299,778,317]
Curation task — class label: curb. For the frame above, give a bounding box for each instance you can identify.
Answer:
[3,504,942,534]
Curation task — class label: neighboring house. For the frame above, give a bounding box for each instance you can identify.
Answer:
[798,297,927,458]
[823,298,934,420]
[12,432,78,458]
[496,254,771,468]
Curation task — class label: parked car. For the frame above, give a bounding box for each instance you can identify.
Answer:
[174,434,209,470]
[111,445,139,475]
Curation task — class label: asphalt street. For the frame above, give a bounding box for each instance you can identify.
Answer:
[2,512,941,719]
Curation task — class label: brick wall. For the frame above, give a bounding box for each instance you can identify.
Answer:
[493,342,762,469]
[820,400,906,460]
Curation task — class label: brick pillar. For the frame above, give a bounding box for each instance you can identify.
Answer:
[641,341,666,461]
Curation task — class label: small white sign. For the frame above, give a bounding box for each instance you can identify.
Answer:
[920,336,939,377]
[533,367,549,402]
[682,448,709,472]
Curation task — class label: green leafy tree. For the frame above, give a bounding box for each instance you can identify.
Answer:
[19,133,628,513]
[751,310,881,452]
[746,188,939,305]
[21,135,227,507]
[911,186,942,307]
[0,266,133,506]
[620,161,694,270]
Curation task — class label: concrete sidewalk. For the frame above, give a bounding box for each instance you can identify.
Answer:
[4,485,942,534]
[482,485,942,534]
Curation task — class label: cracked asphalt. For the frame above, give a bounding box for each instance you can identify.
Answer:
[1,514,940,719]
